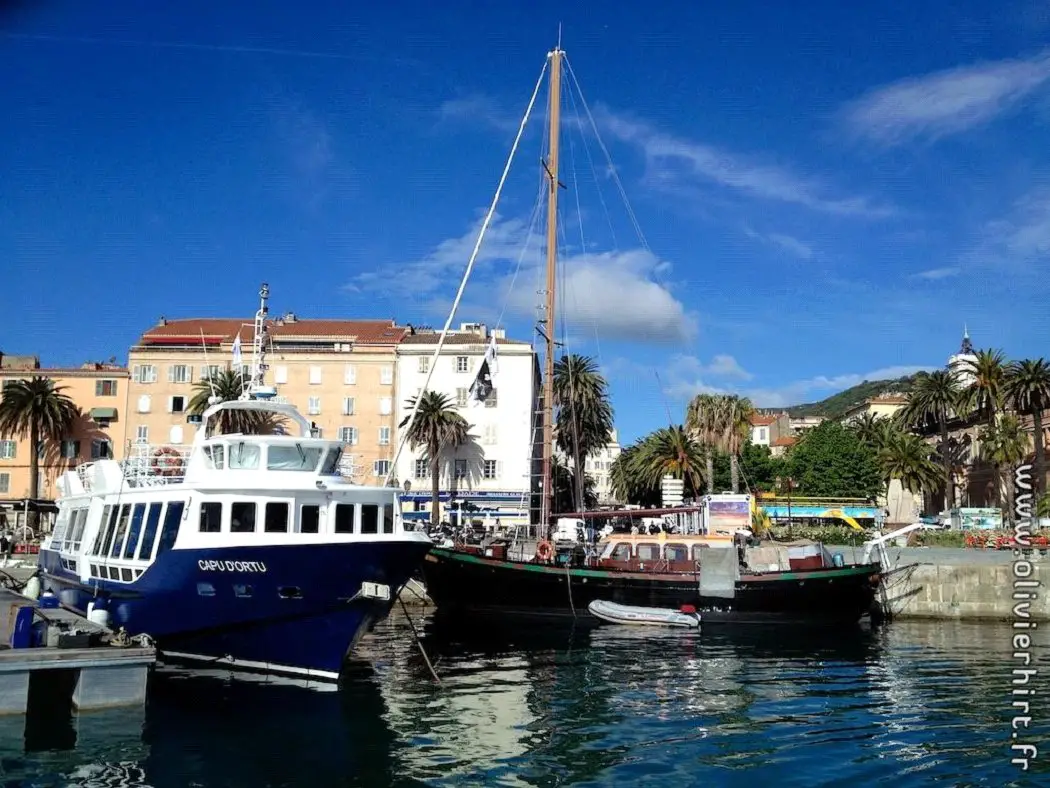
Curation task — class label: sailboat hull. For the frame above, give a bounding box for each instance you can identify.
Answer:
[421,548,880,627]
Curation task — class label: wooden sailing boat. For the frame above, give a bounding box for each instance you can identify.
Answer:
[419,43,883,627]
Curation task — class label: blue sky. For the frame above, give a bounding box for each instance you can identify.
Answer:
[3,0,1049,443]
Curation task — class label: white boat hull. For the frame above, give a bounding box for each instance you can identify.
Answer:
[587,599,701,628]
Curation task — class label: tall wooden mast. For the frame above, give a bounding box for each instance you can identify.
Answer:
[540,46,563,534]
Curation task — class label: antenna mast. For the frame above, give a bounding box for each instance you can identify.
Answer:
[540,45,563,535]
[247,282,270,397]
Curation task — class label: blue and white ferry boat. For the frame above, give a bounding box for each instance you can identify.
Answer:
[38,286,432,681]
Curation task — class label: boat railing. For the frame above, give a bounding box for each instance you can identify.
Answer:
[861,522,925,567]
[121,442,190,486]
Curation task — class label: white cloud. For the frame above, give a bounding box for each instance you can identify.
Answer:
[840,49,1050,146]
[767,233,814,259]
[661,361,935,408]
[438,95,517,133]
[912,267,961,280]
[597,107,891,218]
[969,186,1050,268]
[351,213,697,345]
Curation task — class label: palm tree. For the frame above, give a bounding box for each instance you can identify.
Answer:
[877,430,942,512]
[188,369,286,436]
[685,393,725,494]
[400,391,471,525]
[1005,358,1050,498]
[959,348,1007,430]
[721,395,755,493]
[0,377,80,512]
[850,413,896,451]
[552,354,615,512]
[979,413,1031,522]
[552,455,597,514]
[898,370,964,511]
[629,425,706,498]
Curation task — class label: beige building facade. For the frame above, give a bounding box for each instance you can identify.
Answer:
[126,315,407,485]
[0,355,130,506]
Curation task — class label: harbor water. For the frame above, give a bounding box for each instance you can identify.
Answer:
[0,611,1047,787]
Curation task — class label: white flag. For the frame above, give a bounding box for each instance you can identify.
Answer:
[232,332,243,368]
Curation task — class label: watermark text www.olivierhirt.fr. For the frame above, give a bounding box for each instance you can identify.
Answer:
[1010,463,1039,772]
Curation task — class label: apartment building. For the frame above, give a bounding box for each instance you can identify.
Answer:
[582,429,622,504]
[393,323,541,524]
[0,353,129,508]
[749,412,791,448]
[126,314,407,485]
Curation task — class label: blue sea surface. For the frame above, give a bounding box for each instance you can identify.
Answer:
[0,614,1046,787]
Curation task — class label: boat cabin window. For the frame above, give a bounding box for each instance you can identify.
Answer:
[123,503,147,559]
[300,504,320,534]
[199,502,222,533]
[228,442,261,470]
[382,504,394,534]
[665,543,690,562]
[360,504,379,535]
[89,506,111,554]
[156,501,185,556]
[636,543,661,562]
[320,448,342,475]
[91,506,119,556]
[610,542,632,561]
[334,503,355,534]
[108,505,132,558]
[137,503,164,560]
[267,444,324,472]
[265,502,289,533]
[203,445,225,469]
[231,502,257,533]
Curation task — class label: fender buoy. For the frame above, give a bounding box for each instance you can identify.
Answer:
[535,540,554,562]
[151,446,183,477]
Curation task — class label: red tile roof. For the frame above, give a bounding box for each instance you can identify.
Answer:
[139,318,408,345]
[772,436,798,447]
[750,414,778,426]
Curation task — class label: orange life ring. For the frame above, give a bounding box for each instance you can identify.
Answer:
[151,447,183,477]
[535,540,554,562]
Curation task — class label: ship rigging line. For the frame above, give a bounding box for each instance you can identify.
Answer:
[383,55,550,488]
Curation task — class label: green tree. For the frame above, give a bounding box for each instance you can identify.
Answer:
[877,430,943,506]
[630,425,706,496]
[979,413,1030,522]
[898,370,964,510]
[552,455,597,514]
[188,369,286,435]
[608,440,661,506]
[400,391,471,525]
[736,442,784,492]
[0,378,80,511]
[960,348,1008,429]
[850,413,896,451]
[1005,358,1050,499]
[553,354,615,512]
[785,420,882,499]
[685,393,724,494]
[721,395,756,493]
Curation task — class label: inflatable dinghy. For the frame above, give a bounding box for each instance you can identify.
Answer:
[588,599,701,628]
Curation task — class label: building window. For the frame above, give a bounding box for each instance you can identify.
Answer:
[132,365,157,383]
[199,502,222,533]
[417,357,429,374]
[169,365,191,384]
[454,459,467,479]
[273,366,288,384]
[137,394,151,413]
[338,426,358,445]
[308,397,321,415]
[758,427,767,442]
[199,365,219,381]
[483,424,497,446]
[379,396,392,416]
[380,366,393,385]
[0,473,8,494]
[483,460,498,480]
[378,426,390,446]
[414,459,429,479]
[373,459,391,477]
[136,426,149,444]
[169,395,186,414]
[342,397,355,416]
[265,502,289,533]
[169,426,184,445]
[91,439,112,459]
[230,502,257,533]
[95,379,117,397]
[344,365,356,385]
[455,388,468,407]
[61,440,80,459]
[485,388,498,408]
[309,366,322,385]
[456,356,469,373]
[0,440,17,459]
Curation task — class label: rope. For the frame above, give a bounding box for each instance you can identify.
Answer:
[565,560,576,619]
[384,54,550,487]
[398,595,441,683]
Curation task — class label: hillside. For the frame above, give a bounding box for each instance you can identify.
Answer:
[780,373,920,419]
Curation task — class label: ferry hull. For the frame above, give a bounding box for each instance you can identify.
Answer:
[421,548,880,627]
[39,540,431,680]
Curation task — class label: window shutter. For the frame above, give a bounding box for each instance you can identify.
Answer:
[167,366,175,383]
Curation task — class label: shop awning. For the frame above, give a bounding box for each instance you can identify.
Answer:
[89,407,118,420]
